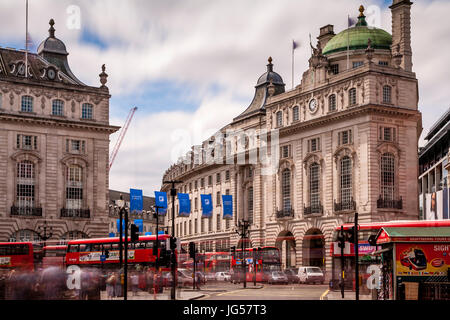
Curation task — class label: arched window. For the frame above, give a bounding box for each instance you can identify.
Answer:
[348,88,357,106]
[16,161,35,214]
[293,106,299,121]
[282,169,291,214]
[382,85,391,103]
[66,165,84,214]
[309,163,320,209]
[52,99,64,116]
[329,94,337,111]
[340,156,353,207]
[61,231,88,240]
[276,111,283,127]
[9,229,41,242]
[248,186,254,224]
[21,96,33,112]
[381,153,395,201]
[82,103,93,119]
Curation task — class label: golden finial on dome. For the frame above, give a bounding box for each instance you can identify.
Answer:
[359,5,365,17]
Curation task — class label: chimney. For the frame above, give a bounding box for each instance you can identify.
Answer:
[390,0,413,72]
[317,25,335,49]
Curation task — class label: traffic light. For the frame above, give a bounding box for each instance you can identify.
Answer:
[170,236,177,250]
[347,226,355,243]
[104,249,110,259]
[337,227,346,248]
[368,234,377,246]
[130,224,139,242]
[189,242,196,259]
[231,246,236,258]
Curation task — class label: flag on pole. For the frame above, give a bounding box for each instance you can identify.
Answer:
[348,16,358,27]
[292,40,298,50]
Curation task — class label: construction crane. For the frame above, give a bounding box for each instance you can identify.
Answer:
[109,107,138,171]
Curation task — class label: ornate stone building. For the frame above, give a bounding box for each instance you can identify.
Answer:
[0,20,119,242]
[161,1,421,275]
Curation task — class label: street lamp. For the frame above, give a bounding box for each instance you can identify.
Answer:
[37,220,53,247]
[235,219,249,288]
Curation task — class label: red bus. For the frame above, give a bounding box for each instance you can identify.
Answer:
[231,246,282,282]
[330,220,450,291]
[42,245,67,269]
[182,252,231,273]
[65,234,172,271]
[0,242,35,271]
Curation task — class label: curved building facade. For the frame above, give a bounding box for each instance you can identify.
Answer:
[161,2,421,277]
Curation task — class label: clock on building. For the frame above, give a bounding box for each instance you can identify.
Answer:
[47,67,56,80]
[309,99,317,113]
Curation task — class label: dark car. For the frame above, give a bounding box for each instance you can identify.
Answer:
[284,269,299,284]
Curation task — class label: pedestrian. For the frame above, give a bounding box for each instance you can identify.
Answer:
[106,272,116,299]
[195,272,201,290]
[146,269,154,294]
[131,272,139,296]
[115,270,123,297]
[138,270,146,292]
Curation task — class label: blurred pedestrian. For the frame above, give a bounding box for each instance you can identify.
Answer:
[106,272,116,299]
[146,269,154,294]
[131,272,139,296]
[138,270,146,292]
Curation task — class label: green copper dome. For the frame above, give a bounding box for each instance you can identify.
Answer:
[322,10,392,55]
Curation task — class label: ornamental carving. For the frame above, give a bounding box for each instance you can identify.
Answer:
[333,146,356,166]
[90,96,104,105]
[303,153,324,172]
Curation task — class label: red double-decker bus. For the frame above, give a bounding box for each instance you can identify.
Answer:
[42,245,67,269]
[330,219,450,291]
[182,252,231,273]
[65,234,172,271]
[0,242,35,271]
[231,246,281,282]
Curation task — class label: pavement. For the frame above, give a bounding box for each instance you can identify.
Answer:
[321,289,373,300]
[100,288,205,300]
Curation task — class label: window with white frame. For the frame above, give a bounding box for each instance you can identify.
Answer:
[217,214,221,231]
[293,106,299,121]
[309,163,320,208]
[16,161,35,209]
[82,103,93,119]
[340,156,352,205]
[379,126,396,142]
[216,172,221,184]
[9,230,41,242]
[225,170,230,181]
[21,96,33,113]
[353,61,363,68]
[282,168,291,213]
[382,85,392,104]
[66,165,83,210]
[66,139,86,154]
[329,94,337,111]
[338,130,352,145]
[308,137,321,152]
[281,145,291,158]
[276,111,283,127]
[349,88,357,106]
[52,99,64,116]
[216,191,221,207]
[248,186,253,224]
[381,153,395,201]
[16,134,37,150]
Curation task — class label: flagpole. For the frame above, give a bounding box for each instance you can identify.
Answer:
[347,14,350,71]
[291,40,294,90]
[25,0,28,78]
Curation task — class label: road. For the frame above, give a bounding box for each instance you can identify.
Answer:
[195,282,328,300]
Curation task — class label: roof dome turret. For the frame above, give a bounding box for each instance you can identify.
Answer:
[256,56,284,87]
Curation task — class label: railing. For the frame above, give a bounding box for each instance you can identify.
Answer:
[377,196,403,209]
[304,203,323,215]
[61,208,90,218]
[11,206,42,217]
[334,198,356,212]
[276,208,294,218]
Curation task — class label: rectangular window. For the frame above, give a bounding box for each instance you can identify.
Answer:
[16,135,38,150]
[81,103,93,119]
[67,139,86,154]
[195,218,198,234]
[349,88,357,106]
[201,218,205,233]
[329,94,337,111]
[216,172,221,184]
[352,61,364,68]
[276,111,283,127]
[208,175,212,186]
[208,217,212,233]
[330,64,339,74]
[216,191,221,207]
[21,96,33,113]
[338,130,352,145]
[195,180,198,189]
[52,100,64,116]
[378,61,389,66]
[195,197,198,211]
[225,170,230,181]
[281,145,291,158]
[308,137,321,152]
[293,106,299,121]
[189,220,191,235]
[201,178,205,188]
[216,214,221,231]
[379,127,396,142]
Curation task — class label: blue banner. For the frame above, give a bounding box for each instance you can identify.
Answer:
[222,195,233,219]
[201,194,213,218]
[158,231,165,235]
[130,189,143,213]
[109,232,116,238]
[145,232,152,236]
[134,219,143,233]
[116,219,125,235]
[154,191,168,215]
[178,193,191,217]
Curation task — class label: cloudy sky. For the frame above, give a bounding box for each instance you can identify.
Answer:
[1,0,449,196]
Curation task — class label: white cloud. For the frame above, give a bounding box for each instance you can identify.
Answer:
[1,0,449,193]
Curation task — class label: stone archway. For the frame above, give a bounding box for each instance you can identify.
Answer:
[275,230,296,269]
[302,228,325,268]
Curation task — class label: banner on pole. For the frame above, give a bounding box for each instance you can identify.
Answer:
[134,219,143,233]
[222,195,233,220]
[154,191,168,215]
[201,194,213,218]
[116,219,125,235]
[130,189,143,213]
[145,232,152,236]
[178,193,191,217]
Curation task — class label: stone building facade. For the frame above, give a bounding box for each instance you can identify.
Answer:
[0,20,119,242]
[160,1,421,274]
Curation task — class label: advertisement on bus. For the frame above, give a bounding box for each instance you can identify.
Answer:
[396,243,450,276]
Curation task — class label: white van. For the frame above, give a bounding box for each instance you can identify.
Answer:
[297,266,324,284]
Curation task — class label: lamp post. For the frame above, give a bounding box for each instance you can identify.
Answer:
[116,195,128,300]
[235,219,249,288]
[37,220,53,248]
[163,180,182,300]
[153,205,164,272]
